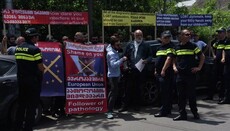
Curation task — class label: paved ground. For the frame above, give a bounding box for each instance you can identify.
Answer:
[1,96,230,131]
[33,97,230,131]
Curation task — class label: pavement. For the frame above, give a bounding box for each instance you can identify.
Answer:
[32,97,230,131]
[1,96,230,131]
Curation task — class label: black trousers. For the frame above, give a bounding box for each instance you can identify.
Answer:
[121,68,144,108]
[207,61,224,98]
[107,77,120,112]
[157,74,173,114]
[14,77,41,131]
[176,74,198,116]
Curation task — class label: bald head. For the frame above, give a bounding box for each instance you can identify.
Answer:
[16,36,25,45]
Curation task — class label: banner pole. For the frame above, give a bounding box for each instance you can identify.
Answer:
[87,24,90,43]
[154,26,157,39]
[102,11,104,44]
[48,24,51,40]
[129,26,132,41]
[3,23,6,36]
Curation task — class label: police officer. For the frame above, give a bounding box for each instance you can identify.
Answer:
[13,28,44,131]
[208,28,226,102]
[173,29,205,121]
[154,31,175,117]
[219,27,230,104]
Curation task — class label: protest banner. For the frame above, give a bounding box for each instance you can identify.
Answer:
[2,9,88,25]
[65,42,107,114]
[37,42,65,96]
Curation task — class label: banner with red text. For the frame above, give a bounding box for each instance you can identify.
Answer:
[37,42,65,96]
[2,9,88,25]
[65,42,107,114]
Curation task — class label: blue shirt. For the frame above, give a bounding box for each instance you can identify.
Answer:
[106,44,123,77]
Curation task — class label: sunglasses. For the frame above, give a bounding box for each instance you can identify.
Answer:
[183,34,191,36]
[163,36,171,39]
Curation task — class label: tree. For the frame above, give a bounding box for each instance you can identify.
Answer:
[190,0,230,42]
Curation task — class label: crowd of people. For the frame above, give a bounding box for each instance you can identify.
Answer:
[1,27,230,130]
[105,27,230,120]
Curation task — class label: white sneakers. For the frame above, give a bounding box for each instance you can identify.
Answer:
[107,112,114,119]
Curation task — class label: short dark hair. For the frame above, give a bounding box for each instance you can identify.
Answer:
[110,35,119,45]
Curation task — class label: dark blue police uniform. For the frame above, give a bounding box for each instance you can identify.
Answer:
[155,42,175,115]
[14,41,43,131]
[221,39,230,103]
[175,42,201,118]
[211,39,226,99]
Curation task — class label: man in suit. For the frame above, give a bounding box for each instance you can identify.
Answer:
[119,29,152,112]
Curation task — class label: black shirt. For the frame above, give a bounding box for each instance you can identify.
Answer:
[224,38,230,64]
[213,38,227,62]
[175,42,202,75]
[15,41,43,78]
[155,42,175,74]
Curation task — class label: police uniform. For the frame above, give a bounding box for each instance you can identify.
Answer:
[221,37,230,103]
[212,38,226,99]
[155,42,175,115]
[174,41,201,118]
[14,29,43,131]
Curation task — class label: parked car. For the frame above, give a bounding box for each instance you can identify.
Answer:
[0,55,42,126]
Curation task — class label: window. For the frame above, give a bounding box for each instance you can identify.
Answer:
[0,60,14,76]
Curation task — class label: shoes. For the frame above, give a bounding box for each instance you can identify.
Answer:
[133,107,140,112]
[118,107,128,112]
[193,113,200,119]
[218,99,230,104]
[52,113,60,118]
[202,97,213,100]
[218,97,224,102]
[173,115,187,121]
[107,112,114,119]
[154,112,168,117]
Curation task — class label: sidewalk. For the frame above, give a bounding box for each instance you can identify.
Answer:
[34,99,230,131]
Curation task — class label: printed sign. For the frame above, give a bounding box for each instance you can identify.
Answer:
[102,10,130,26]
[65,42,107,114]
[131,12,156,26]
[2,9,88,25]
[102,10,156,26]
[156,14,180,26]
[156,14,212,26]
[180,14,212,26]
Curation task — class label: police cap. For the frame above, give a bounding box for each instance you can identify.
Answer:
[25,28,40,37]
[216,27,226,33]
[161,30,172,37]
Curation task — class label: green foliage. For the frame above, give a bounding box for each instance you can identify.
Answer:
[190,0,230,42]
[1,0,229,42]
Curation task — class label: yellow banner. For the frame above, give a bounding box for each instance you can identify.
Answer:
[102,10,155,26]
[102,10,131,26]
[131,12,156,26]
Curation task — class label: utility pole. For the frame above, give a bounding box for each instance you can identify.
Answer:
[163,0,167,14]
[88,0,93,41]
[5,0,15,35]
